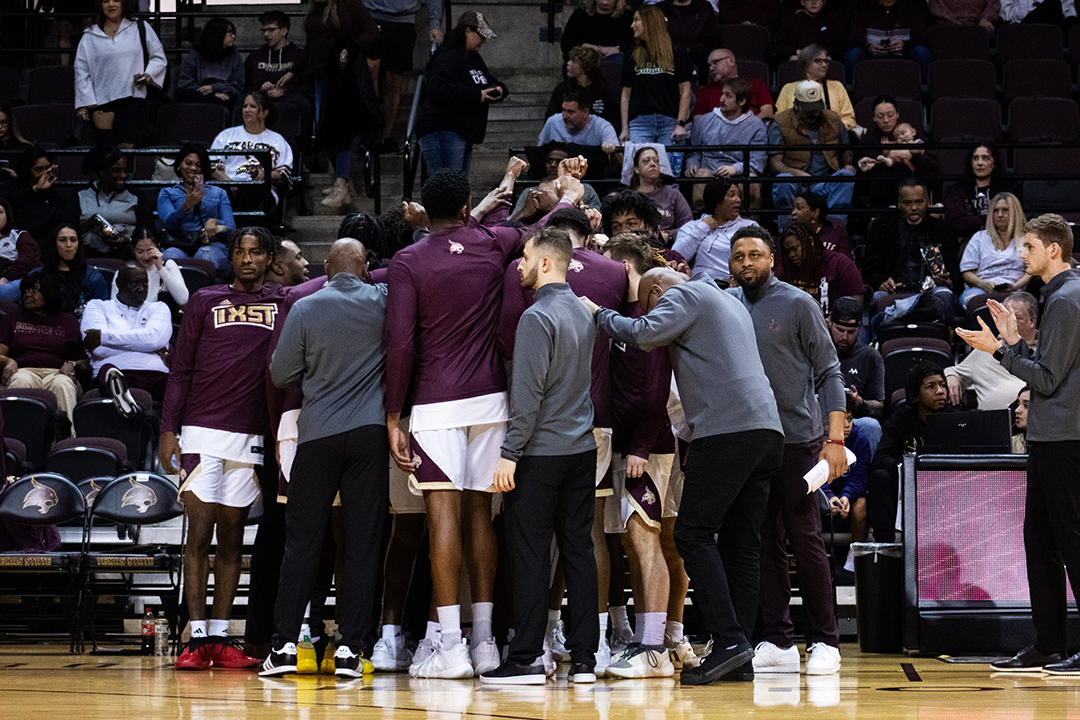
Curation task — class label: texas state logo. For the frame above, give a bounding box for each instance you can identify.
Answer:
[22,479,59,514]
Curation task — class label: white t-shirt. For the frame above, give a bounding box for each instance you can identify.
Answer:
[960,230,1027,286]
[211,125,294,180]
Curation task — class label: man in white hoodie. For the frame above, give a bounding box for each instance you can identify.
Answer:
[684,77,766,209]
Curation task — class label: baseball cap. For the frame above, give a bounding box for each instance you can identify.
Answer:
[794,80,825,111]
[458,10,496,39]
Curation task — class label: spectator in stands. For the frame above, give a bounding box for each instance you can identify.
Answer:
[10,147,79,249]
[929,0,998,28]
[178,17,246,110]
[829,296,886,424]
[774,45,855,130]
[0,271,84,422]
[959,191,1029,307]
[1000,0,1071,23]
[867,360,948,543]
[692,48,774,121]
[946,291,1035,411]
[658,0,722,78]
[291,0,382,209]
[846,0,932,80]
[769,0,849,64]
[1012,386,1030,454]
[157,143,235,276]
[685,77,766,211]
[74,0,167,149]
[944,142,1009,244]
[547,45,621,127]
[672,177,755,280]
[539,88,620,148]
[78,144,153,258]
[560,0,634,65]
[856,95,935,211]
[37,223,109,318]
[211,90,295,210]
[822,395,873,571]
[626,146,691,240]
[862,179,961,313]
[82,262,171,403]
[619,6,693,159]
[366,0,444,154]
[791,192,854,258]
[768,81,855,230]
[415,12,506,177]
[115,227,189,306]
[774,220,864,315]
[0,102,30,152]
[0,197,41,292]
[245,11,314,141]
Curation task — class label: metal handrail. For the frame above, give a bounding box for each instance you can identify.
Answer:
[402,74,426,202]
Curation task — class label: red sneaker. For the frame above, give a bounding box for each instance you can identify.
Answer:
[175,638,213,671]
[209,638,261,668]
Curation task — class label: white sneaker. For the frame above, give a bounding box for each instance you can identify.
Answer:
[372,635,413,672]
[541,639,555,677]
[411,639,474,679]
[546,621,570,662]
[594,634,612,677]
[605,644,675,679]
[666,636,699,669]
[752,641,801,673]
[610,627,633,657]
[408,638,438,677]
[805,643,841,675]
[471,637,500,675]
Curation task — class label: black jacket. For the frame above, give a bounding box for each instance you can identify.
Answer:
[415,47,507,146]
[862,212,961,292]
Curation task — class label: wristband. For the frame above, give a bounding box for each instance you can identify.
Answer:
[824,439,845,447]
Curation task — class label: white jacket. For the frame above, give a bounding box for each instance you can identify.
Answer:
[75,18,167,109]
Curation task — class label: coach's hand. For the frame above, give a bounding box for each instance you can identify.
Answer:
[159,432,181,474]
[494,458,517,492]
[626,454,647,479]
[579,295,600,315]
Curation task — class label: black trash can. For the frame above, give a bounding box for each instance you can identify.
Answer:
[852,542,903,653]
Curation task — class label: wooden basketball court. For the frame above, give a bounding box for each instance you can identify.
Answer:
[2,643,1077,719]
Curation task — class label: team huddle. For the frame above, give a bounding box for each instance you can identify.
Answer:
[164,161,852,686]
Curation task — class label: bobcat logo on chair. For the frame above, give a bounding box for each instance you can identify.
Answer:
[85,479,105,507]
[121,480,158,514]
[22,479,59,514]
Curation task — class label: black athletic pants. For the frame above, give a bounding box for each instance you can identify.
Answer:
[272,425,388,652]
[674,429,784,648]
[503,449,599,668]
[1026,440,1080,654]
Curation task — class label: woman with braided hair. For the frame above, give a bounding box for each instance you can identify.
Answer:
[774,220,863,316]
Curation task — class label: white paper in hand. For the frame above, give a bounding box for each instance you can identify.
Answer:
[804,447,857,494]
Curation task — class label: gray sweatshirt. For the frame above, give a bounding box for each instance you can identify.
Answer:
[595,273,782,441]
[999,268,1080,442]
[270,273,387,443]
[365,0,444,28]
[685,109,768,176]
[729,274,846,444]
[502,282,597,461]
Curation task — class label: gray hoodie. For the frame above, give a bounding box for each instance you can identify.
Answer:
[686,109,767,176]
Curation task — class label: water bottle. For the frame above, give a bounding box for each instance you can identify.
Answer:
[154,611,168,656]
[141,607,155,655]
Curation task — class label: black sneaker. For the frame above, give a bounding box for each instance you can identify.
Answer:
[718,659,754,682]
[259,642,299,676]
[680,640,754,686]
[106,367,140,419]
[569,661,596,683]
[334,645,366,678]
[1041,651,1080,676]
[991,645,1064,673]
[480,660,547,685]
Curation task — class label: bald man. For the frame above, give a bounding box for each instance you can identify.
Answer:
[581,268,783,685]
[262,239,390,678]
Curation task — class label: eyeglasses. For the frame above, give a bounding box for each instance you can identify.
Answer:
[708,57,734,66]
[812,58,830,64]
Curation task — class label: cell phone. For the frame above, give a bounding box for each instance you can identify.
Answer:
[195,175,204,190]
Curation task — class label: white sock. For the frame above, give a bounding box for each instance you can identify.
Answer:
[665,620,684,643]
[382,624,400,643]
[546,608,562,634]
[507,628,516,642]
[599,612,609,638]
[437,605,462,646]
[472,602,494,641]
[190,620,207,638]
[425,621,440,643]
[610,605,631,636]
[208,619,229,637]
[643,612,667,647]
[632,618,644,644]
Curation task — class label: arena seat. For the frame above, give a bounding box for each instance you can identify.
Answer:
[1008,97,1080,142]
[881,338,954,399]
[1002,59,1073,107]
[852,59,921,103]
[46,437,128,482]
[26,65,75,105]
[0,388,69,469]
[930,97,1002,143]
[996,23,1063,66]
[928,60,996,106]
[927,24,991,62]
[718,24,770,62]
[155,103,227,146]
[74,389,157,471]
[11,103,75,147]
